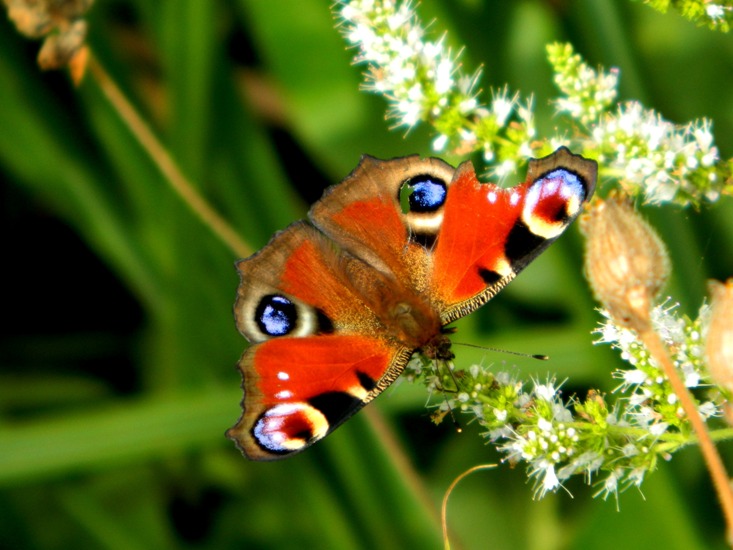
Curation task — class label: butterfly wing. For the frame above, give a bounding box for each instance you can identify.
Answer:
[310,155,457,291]
[431,147,597,322]
[228,222,412,460]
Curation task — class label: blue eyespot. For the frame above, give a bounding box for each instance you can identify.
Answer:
[538,169,585,199]
[256,294,297,337]
[403,175,447,213]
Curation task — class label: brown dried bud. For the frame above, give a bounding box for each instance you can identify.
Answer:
[706,279,733,394]
[3,0,93,31]
[46,0,94,21]
[580,196,670,331]
[4,0,53,38]
[3,0,93,80]
[37,18,86,70]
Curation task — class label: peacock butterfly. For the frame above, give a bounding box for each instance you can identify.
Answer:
[227,147,597,460]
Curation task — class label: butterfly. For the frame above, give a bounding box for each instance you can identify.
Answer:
[227,147,597,460]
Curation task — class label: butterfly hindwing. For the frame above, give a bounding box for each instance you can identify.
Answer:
[227,334,409,460]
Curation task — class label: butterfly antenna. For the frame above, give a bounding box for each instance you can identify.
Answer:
[454,342,549,361]
[435,360,462,433]
[444,399,462,433]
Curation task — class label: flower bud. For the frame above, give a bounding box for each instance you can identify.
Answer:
[580,197,670,331]
[706,279,733,394]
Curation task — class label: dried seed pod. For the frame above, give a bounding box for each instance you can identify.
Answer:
[706,279,733,394]
[580,196,670,331]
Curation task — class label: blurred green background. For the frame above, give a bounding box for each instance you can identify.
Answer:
[1,0,733,548]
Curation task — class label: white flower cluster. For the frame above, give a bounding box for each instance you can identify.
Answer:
[406,312,726,501]
[337,0,535,163]
[593,105,721,204]
[548,42,727,206]
[339,0,480,128]
[595,301,719,429]
[550,42,618,126]
[497,379,582,498]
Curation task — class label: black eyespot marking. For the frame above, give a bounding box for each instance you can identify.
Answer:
[477,268,503,286]
[400,175,447,214]
[256,294,297,337]
[356,370,376,392]
[505,220,547,268]
[309,392,362,426]
[316,308,335,334]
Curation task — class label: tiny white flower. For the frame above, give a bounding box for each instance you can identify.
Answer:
[682,364,700,388]
[489,426,513,441]
[434,58,454,94]
[699,401,719,419]
[396,99,421,126]
[458,97,478,114]
[537,418,553,433]
[552,403,574,423]
[491,90,515,126]
[707,4,726,19]
[594,470,620,500]
[432,133,448,152]
[627,467,646,488]
[493,159,516,178]
[493,408,508,422]
[621,443,639,457]
[535,383,557,402]
[649,422,669,436]
[623,369,647,386]
[532,461,561,499]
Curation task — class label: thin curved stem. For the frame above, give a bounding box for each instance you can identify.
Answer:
[441,464,497,550]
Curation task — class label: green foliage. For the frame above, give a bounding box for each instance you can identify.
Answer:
[637,0,733,31]
[1,1,733,549]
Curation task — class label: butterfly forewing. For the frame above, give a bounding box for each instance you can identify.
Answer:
[432,147,597,323]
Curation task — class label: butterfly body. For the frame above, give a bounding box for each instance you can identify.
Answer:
[228,147,597,460]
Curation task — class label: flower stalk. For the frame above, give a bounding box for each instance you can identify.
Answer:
[85,54,252,258]
[582,197,733,543]
[639,322,733,544]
